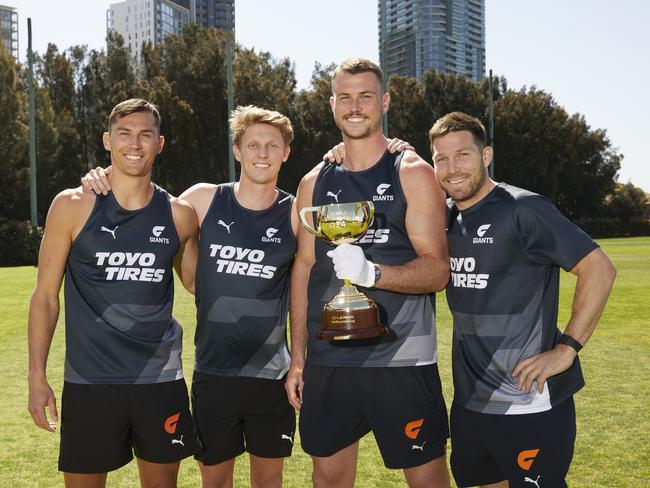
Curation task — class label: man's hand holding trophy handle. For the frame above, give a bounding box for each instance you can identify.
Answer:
[298,201,387,340]
[327,244,376,289]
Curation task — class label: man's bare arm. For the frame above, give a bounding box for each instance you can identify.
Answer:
[513,248,617,393]
[374,151,450,293]
[290,196,299,238]
[178,183,218,228]
[285,165,321,411]
[28,189,92,431]
[171,197,200,295]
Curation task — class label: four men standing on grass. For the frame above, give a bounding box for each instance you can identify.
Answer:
[28,58,616,488]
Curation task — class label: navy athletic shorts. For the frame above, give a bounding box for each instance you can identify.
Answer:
[192,372,296,465]
[450,397,576,487]
[299,363,449,469]
[59,379,197,473]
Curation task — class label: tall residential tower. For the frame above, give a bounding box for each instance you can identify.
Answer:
[107,0,233,56]
[193,0,232,29]
[378,0,485,81]
[0,4,18,59]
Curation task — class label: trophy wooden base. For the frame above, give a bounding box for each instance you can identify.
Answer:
[317,285,388,340]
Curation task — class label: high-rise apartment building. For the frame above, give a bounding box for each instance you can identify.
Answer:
[106,0,190,55]
[107,0,233,56]
[193,0,233,30]
[107,0,189,54]
[0,4,18,59]
[378,0,485,82]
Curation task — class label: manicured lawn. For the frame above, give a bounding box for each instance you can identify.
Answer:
[1,237,647,486]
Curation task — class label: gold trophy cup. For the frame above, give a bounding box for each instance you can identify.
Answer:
[299,201,388,340]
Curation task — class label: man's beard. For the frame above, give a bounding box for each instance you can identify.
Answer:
[450,166,488,204]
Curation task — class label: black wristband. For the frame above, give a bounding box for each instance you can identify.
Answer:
[558,333,583,353]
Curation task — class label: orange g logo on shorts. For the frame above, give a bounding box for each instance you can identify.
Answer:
[404,418,424,440]
[164,412,180,434]
[517,448,540,470]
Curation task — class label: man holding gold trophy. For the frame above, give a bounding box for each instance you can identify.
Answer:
[286,59,452,488]
[298,199,384,340]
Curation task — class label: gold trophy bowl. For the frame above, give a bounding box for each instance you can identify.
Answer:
[299,201,388,340]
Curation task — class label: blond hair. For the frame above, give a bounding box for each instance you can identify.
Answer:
[229,105,294,146]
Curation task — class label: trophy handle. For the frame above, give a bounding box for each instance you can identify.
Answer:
[299,206,322,238]
[356,201,375,230]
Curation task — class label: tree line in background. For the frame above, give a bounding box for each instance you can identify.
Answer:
[1,25,648,265]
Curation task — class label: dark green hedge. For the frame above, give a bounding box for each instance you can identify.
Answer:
[576,218,650,239]
[0,220,43,266]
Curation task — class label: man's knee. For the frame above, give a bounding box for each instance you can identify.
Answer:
[64,472,108,488]
[138,466,180,488]
[403,455,451,488]
[312,457,356,488]
[250,456,284,488]
[198,459,236,488]
[312,468,353,488]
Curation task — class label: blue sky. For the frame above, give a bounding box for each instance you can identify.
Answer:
[11,0,650,191]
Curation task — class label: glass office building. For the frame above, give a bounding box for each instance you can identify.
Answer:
[378,0,485,81]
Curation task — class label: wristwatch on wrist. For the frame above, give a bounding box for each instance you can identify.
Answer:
[558,333,583,353]
[373,264,381,286]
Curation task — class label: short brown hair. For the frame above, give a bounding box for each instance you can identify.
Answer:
[108,98,161,133]
[229,105,294,146]
[429,112,487,150]
[332,58,384,93]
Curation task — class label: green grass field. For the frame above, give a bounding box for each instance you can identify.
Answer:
[1,237,648,487]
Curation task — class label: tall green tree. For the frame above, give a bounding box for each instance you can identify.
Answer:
[0,46,29,220]
[285,63,340,193]
[143,25,229,193]
[554,116,620,218]
[494,88,567,200]
[386,75,430,160]
[39,44,75,115]
[68,45,93,169]
[493,87,621,218]
[81,32,136,168]
[422,69,488,128]
[232,48,299,191]
[606,182,649,222]
[234,48,296,115]
[32,87,61,220]
[36,44,85,219]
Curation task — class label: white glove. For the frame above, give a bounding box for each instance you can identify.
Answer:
[327,244,376,287]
